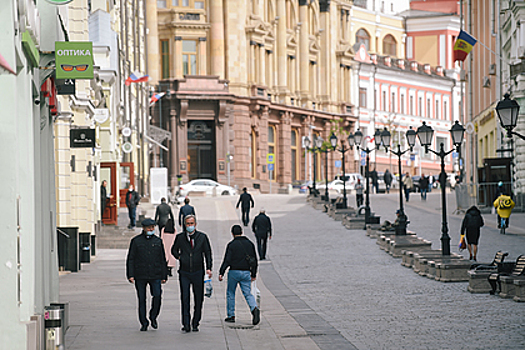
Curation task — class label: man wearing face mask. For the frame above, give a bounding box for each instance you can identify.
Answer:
[171,215,212,333]
[126,219,168,331]
[125,185,141,229]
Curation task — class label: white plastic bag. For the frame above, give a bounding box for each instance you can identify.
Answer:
[251,280,261,307]
[204,273,213,298]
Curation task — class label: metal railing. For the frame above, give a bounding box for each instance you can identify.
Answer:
[454,181,512,214]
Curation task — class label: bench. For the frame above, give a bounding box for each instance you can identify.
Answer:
[468,251,509,293]
[488,255,525,297]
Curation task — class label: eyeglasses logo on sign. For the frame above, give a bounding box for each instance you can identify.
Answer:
[55,42,94,79]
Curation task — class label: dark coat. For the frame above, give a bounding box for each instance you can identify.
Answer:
[236,192,254,209]
[178,204,196,226]
[252,213,272,238]
[461,206,484,236]
[219,236,258,278]
[419,176,429,190]
[370,170,378,184]
[171,230,212,273]
[126,232,168,280]
[155,203,174,227]
[125,190,140,209]
[384,171,393,185]
[101,185,107,206]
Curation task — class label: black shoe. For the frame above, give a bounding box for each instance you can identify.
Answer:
[181,326,191,333]
[167,267,173,277]
[224,316,235,323]
[140,325,148,331]
[192,326,199,332]
[252,307,260,325]
[150,319,158,329]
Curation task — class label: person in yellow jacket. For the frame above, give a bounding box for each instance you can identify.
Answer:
[493,193,515,228]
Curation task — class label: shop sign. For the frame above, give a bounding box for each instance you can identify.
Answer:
[70,129,95,148]
[55,42,94,79]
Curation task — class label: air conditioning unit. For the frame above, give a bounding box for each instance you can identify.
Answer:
[483,76,491,88]
[489,64,496,75]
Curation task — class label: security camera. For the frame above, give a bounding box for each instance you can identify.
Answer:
[34,97,40,105]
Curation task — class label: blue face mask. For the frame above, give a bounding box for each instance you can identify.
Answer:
[146,229,155,236]
[186,225,195,233]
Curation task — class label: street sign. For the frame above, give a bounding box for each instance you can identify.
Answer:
[452,151,459,159]
[267,153,275,164]
[361,151,366,158]
[148,124,172,143]
[335,160,341,168]
[268,163,274,171]
[410,154,416,161]
[122,142,133,154]
[361,158,366,166]
[70,129,95,148]
[56,79,75,95]
[55,41,94,79]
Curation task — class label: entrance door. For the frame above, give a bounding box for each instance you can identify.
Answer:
[187,120,216,180]
[100,162,117,225]
[119,162,135,207]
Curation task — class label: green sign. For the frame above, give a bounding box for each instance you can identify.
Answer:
[45,0,74,4]
[55,42,94,79]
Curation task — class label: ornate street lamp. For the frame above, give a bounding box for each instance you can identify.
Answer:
[330,132,353,208]
[382,127,416,235]
[416,120,465,255]
[304,135,322,194]
[496,93,523,140]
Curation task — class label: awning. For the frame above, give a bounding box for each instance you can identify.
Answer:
[0,52,15,75]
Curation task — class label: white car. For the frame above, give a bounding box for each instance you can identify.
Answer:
[179,179,237,197]
[334,173,364,190]
[318,179,354,194]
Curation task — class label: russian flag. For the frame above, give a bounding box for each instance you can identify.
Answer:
[149,92,166,107]
[453,30,477,62]
[125,71,149,86]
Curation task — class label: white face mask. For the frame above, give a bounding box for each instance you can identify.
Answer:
[146,229,155,236]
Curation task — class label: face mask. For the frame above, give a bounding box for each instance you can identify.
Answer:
[146,229,155,236]
[186,225,195,233]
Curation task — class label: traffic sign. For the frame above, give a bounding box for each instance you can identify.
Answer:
[268,163,274,171]
[267,153,275,164]
[361,158,366,166]
[335,160,341,168]
[452,151,459,159]
[410,154,416,161]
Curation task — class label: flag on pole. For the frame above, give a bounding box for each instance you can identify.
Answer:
[453,30,477,62]
[149,92,166,107]
[125,72,149,86]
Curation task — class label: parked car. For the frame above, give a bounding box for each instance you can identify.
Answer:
[179,179,237,196]
[335,173,364,190]
[299,180,313,194]
[318,179,354,194]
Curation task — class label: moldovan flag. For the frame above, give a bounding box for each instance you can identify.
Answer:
[149,92,166,107]
[453,30,477,62]
[125,72,149,86]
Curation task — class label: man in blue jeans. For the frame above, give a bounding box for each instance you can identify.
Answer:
[218,225,260,325]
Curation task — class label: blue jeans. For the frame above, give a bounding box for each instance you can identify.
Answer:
[227,270,257,318]
[134,279,162,327]
[128,206,136,227]
[404,187,411,202]
[421,188,428,200]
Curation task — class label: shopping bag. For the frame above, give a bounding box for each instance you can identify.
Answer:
[204,273,213,298]
[458,235,467,251]
[251,280,261,307]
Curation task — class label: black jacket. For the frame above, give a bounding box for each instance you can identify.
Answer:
[171,230,212,273]
[178,204,196,226]
[461,206,484,235]
[384,171,392,185]
[252,213,272,238]
[155,203,174,227]
[126,232,168,280]
[219,236,258,278]
[101,185,107,206]
[125,190,141,209]
[236,192,254,209]
[419,176,429,190]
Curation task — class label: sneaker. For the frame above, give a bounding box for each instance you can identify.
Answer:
[224,316,235,323]
[251,307,260,325]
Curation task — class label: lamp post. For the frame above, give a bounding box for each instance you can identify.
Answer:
[304,135,323,194]
[496,93,522,139]
[352,128,389,224]
[330,132,353,209]
[381,127,417,235]
[416,120,465,256]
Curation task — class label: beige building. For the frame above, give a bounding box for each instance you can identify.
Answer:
[148,0,359,192]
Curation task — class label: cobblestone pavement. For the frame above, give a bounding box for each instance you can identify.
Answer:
[247,192,525,350]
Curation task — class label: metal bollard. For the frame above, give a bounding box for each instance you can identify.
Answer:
[45,305,65,350]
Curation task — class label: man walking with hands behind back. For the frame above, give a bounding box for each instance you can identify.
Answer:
[126,219,168,331]
[252,208,272,260]
[171,215,212,333]
[126,185,141,229]
[219,225,260,325]
[236,187,254,226]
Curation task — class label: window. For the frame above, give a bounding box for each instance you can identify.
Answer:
[250,130,256,178]
[400,94,405,114]
[172,0,178,5]
[160,39,170,79]
[410,95,413,115]
[418,97,422,116]
[427,98,431,117]
[291,130,299,182]
[182,40,197,75]
[268,126,276,180]
[436,136,447,151]
[356,28,370,51]
[195,1,204,9]
[391,92,395,112]
[435,100,440,119]
[383,34,397,57]
[444,101,448,120]
[359,88,367,108]
[182,0,189,5]
[158,0,167,8]
[382,91,386,111]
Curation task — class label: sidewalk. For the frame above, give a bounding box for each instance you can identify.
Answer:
[62,197,321,350]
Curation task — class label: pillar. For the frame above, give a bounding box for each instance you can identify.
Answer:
[210,0,225,78]
[199,37,207,75]
[276,0,287,92]
[146,0,159,84]
[175,37,183,77]
[299,1,309,100]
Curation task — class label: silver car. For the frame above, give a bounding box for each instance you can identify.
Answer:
[179,179,237,197]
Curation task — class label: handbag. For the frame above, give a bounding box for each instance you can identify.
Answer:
[458,235,467,251]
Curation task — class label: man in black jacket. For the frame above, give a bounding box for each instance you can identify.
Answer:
[252,208,272,260]
[171,215,212,333]
[125,185,141,229]
[126,218,168,331]
[155,197,174,232]
[219,225,260,325]
[236,187,254,226]
[178,197,196,230]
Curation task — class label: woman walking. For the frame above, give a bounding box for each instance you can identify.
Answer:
[460,206,484,261]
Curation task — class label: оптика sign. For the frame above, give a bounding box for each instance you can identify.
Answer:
[55,42,94,79]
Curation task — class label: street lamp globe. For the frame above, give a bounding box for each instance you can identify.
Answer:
[330,133,337,149]
[381,128,391,148]
[304,135,311,148]
[496,93,520,132]
[374,129,382,147]
[354,129,363,146]
[416,122,434,149]
[450,120,465,147]
[406,127,417,148]
[347,132,355,146]
[315,136,323,149]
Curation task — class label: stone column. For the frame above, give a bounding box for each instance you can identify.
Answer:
[175,37,183,77]
[299,1,309,101]
[250,42,256,83]
[276,0,287,92]
[259,44,266,86]
[319,4,330,101]
[199,37,207,75]
[279,112,292,185]
[210,0,225,78]
[146,0,159,84]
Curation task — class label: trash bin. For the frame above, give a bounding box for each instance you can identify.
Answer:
[57,227,80,272]
[45,305,65,350]
[79,232,91,263]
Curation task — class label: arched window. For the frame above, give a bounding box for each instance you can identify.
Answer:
[268,126,276,180]
[291,130,299,182]
[249,129,256,179]
[383,34,397,57]
[355,28,370,51]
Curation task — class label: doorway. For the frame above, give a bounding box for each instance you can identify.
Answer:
[187,120,216,180]
[100,162,117,225]
[119,162,135,207]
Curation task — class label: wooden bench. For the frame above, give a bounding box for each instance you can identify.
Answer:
[468,251,509,293]
[488,255,525,297]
